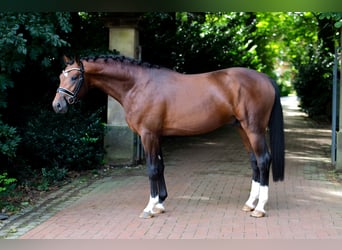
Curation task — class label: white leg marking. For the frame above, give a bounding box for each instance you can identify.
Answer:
[143,196,165,214]
[245,180,260,209]
[154,202,165,214]
[254,185,269,213]
[143,195,159,213]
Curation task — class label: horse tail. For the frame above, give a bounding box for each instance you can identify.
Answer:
[268,78,285,182]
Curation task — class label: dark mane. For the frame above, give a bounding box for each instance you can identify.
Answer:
[81,54,160,69]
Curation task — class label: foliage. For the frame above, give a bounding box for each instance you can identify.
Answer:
[0,172,16,194]
[0,118,21,158]
[37,167,68,191]
[175,12,268,73]
[292,13,339,119]
[0,12,72,163]
[319,12,342,28]
[0,12,71,73]
[0,172,17,210]
[139,12,269,74]
[19,106,105,173]
[293,45,333,118]
[252,12,318,96]
[139,12,299,96]
[0,12,109,210]
[250,12,339,117]
[69,12,109,55]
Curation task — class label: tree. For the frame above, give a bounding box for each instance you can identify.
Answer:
[292,13,340,118]
[0,12,71,167]
[319,13,342,29]
[139,12,311,95]
[139,12,273,74]
[173,12,265,74]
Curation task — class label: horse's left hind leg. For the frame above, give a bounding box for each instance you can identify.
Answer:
[248,133,271,218]
[242,152,260,212]
[236,128,260,212]
[237,127,271,218]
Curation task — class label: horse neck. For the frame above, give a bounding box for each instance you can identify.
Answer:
[83,59,141,104]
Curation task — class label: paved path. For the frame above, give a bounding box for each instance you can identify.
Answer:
[2,97,342,239]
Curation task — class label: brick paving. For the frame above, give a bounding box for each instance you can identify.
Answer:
[2,96,342,239]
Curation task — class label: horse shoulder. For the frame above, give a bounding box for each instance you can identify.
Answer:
[124,80,168,135]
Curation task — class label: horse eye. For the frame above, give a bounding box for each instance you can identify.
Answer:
[71,75,78,81]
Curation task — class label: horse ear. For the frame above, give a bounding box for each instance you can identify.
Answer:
[74,55,81,64]
[63,55,72,65]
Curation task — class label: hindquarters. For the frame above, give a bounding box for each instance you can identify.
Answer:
[228,69,284,183]
[232,72,285,217]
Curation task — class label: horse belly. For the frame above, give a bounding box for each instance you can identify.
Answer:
[162,103,232,136]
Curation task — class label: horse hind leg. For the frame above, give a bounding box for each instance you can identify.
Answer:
[236,127,261,213]
[247,132,271,218]
[242,152,261,212]
[251,152,271,218]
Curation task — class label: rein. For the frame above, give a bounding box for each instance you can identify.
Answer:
[57,63,84,104]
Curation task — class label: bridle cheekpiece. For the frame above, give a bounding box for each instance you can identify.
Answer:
[57,62,85,104]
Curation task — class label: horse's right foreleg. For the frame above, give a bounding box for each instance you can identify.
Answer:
[139,132,167,219]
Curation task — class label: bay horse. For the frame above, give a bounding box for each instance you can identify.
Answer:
[52,55,284,218]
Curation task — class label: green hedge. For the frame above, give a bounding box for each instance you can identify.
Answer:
[19,106,105,172]
[293,46,333,119]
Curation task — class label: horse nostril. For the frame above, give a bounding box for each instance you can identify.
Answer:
[56,102,62,110]
[53,98,68,114]
[53,100,63,113]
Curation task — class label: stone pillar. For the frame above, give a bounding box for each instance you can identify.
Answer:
[104,27,142,165]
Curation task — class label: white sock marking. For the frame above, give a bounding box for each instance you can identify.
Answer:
[245,180,260,208]
[143,195,159,213]
[255,185,269,213]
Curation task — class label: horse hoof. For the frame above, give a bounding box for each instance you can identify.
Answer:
[139,211,154,219]
[153,206,165,214]
[242,204,254,212]
[250,210,266,218]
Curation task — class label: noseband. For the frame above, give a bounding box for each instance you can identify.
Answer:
[57,63,84,104]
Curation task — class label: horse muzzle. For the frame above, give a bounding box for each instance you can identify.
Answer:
[52,95,68,114]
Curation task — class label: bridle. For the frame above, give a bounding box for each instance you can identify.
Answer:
[57,62,85,104]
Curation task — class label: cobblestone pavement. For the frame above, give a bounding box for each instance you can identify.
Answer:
[1,97,341,239]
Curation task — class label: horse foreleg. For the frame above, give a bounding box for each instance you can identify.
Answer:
[155,150,167,213]
[139,133,167,219]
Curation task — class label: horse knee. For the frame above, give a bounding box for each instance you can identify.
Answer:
[147,165,159,180]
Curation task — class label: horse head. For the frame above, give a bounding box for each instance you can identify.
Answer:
[52,55,86,113]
